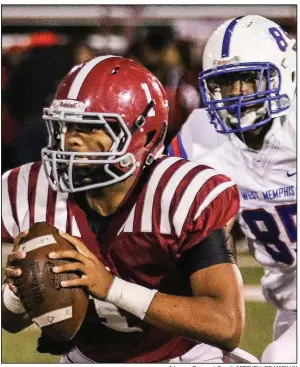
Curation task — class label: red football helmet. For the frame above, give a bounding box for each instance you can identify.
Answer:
[42,55,169,192]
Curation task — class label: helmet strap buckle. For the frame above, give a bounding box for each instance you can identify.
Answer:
[145,154,154,166]
[135,115,146,128]
[134,100,155,129]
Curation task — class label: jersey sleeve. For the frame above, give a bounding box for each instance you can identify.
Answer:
[2,161,88,244]
[175,170,240,254]
[1,162,41,242]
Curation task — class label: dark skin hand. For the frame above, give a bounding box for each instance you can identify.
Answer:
[4,231,114,299]
[4,231,28,294]
[2,231,32,333]
[2,230,115,333]
[50,232,115,300]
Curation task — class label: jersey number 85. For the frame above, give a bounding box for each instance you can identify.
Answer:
[242,203,296,265]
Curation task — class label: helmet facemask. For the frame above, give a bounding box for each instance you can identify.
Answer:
[42,106,136,193]
[42,99,165,193]
[199,62,291,134]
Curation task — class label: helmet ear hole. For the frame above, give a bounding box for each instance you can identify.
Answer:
[111,66,120,75]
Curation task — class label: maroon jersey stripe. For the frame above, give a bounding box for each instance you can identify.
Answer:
[137,158,184,233]
[191,183,239,243]
[167,164,212,236]
[66,198,73,235]
[139,156,183,233]
[1,221,11,242]
[151,159,188,234]
[6,167,21,229]
[46,186,57,225]
[27,162,43,227]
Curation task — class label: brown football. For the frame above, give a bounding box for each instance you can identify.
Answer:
[16,222,89,341]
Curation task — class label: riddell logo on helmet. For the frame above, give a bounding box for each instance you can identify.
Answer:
[213,56,240,66]
[51,99,86,112]
[60,101,77,108]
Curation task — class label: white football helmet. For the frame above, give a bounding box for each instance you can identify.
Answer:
[199,15,296,133]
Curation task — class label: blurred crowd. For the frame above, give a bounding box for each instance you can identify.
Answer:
[2,26,202,174]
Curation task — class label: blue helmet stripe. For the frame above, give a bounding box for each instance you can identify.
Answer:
[221,16,243,57]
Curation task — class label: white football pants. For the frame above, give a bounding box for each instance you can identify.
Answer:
[261,309,296,363]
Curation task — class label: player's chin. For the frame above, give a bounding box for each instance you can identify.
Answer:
[72,164,102,186]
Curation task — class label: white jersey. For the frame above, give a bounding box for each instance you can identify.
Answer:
[168,109,228,160]
[169,101,296,310]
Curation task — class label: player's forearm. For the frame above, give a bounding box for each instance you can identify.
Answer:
[144,291,243,351]
[105,263,244,351]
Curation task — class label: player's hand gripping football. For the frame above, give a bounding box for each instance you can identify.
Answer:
[4,230,28,295]
[49,232,114,300]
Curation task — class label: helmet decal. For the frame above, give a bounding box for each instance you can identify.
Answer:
[68,55,118,99]
[221,16,243,57]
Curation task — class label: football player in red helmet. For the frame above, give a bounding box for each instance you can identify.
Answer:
[41,55,169,192]
[3,55,244,363]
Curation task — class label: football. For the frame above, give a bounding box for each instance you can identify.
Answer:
[16,222,89,341]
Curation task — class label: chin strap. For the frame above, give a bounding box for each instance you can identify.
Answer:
[129,99,167,167]
[144,121,168,166]
[229,105,267,129]
[214,89,268,130]
[132,100,156,133]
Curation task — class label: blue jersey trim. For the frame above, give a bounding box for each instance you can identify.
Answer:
[168,143,175,157]
[177,132,188,160]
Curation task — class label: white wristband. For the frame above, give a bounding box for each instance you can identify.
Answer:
[106,277,158,320]
[3,285,26,314]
